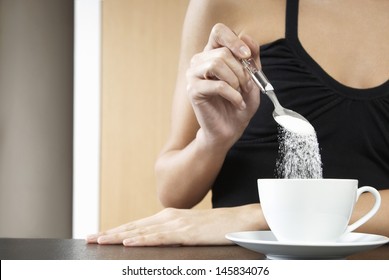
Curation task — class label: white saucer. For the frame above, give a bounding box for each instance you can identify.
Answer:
[225,231,389,260]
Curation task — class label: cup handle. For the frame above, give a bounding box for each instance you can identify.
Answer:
[346,186,381,233]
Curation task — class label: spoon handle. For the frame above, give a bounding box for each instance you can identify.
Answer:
[241,58,274,93]
[242,58,283,111]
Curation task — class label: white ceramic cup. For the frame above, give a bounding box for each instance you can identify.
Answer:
[257,179,381,243]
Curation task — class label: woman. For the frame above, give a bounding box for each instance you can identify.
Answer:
[87,0,389,246]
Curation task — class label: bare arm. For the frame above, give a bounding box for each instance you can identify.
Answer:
[352,189,389,237]
[155,0,262,208]
[87,189,389,246]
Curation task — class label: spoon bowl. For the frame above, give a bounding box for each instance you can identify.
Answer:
[242,58,314,134]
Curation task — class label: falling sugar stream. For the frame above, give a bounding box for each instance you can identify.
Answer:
[274,115,323,179]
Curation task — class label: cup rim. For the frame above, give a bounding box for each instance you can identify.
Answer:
[257,178,358,183]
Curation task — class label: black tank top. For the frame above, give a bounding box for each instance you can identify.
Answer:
[212,0,389,208]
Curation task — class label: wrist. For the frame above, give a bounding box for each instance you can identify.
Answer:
[195,128,236,156]
[237,204,269,231]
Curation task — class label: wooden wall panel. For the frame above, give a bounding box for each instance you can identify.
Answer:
[100,0,211,231]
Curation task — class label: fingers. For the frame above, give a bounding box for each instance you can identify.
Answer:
[240,34,260,68]
[86,208,185,245]
[191,50,239,87]
[85,211,164,244]
[205,23,252,59]
[190,47,251,91]
[204,23,260,64]
[86,226,133,244]
[123,233,170,247]
[187,49,253,111]
[188,50,244,108]
[96,224,173,245]
[187,79,247,110]
[186,23,260,110]
[122,223,185,247]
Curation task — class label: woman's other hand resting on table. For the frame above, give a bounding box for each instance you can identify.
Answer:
[86,204,265,246]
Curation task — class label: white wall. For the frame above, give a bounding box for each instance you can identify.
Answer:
[72,0,101,239]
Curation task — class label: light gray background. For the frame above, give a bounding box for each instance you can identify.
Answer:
[0,0,73,238]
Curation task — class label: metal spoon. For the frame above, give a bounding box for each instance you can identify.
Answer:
[242,58,314,134]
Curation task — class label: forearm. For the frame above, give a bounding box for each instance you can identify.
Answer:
[155,132,230,208]
[155,22,260,208]
[351,189,389,237]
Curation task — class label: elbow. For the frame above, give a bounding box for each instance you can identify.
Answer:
[154,157,178,208]
[157,184,187,209]
[158,189,178,209]
[155,157,192,209]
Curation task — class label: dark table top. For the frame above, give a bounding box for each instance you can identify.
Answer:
[1,238,388,260]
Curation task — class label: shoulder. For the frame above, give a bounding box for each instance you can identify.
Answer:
[184,0,285,47]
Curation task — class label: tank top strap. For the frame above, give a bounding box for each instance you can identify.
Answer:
[285,0,299,41]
